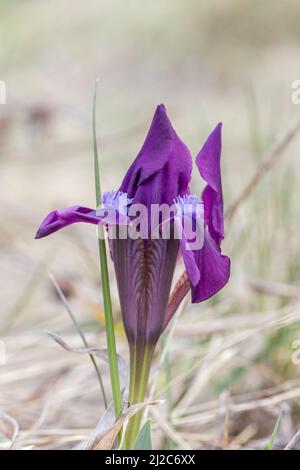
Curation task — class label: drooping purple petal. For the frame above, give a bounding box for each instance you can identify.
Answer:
[173,194,204,287]
[35,191,131,239]
[190,231,230,302]
[196,123,224,246]
[174,192,230,304]
[119,104,192,224]
[35,206,102,239]
[164,229,230,325]
[178,236,200,286]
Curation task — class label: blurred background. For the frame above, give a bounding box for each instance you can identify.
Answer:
[1,0,300,449]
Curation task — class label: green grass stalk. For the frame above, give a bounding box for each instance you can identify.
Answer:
[92,79,123,419]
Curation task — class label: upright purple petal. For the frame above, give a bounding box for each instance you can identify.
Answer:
[110,237,179,347]
[196,123,224,246]
[120,104,192,217]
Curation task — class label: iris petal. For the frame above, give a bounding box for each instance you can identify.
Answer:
[175,125,230,305]
[190,231,230,302]
[35,191,131,239]
[119,104,192,224]
[35,205,102,239]
[174,194,204,287]
[196,123,224,246]
[110,237,179,346]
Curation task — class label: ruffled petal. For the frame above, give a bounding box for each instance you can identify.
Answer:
[196,123,224,245]
[174,194,204,287]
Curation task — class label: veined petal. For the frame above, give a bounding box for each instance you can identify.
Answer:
[119,104,192,218]
[196,123,224,245]
[110,237,179,347]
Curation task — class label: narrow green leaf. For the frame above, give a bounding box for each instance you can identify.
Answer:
[261,414,281,450]
[133,420,152,450]
[93,78,102,202]
[92,80,123,420]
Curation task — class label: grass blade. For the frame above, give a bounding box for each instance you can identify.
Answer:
[133,420,152,450]
[261,414,281,450]
[48,271,108,408]
[92,79,123,418]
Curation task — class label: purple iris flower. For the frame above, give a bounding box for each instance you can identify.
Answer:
[35,104,230,351]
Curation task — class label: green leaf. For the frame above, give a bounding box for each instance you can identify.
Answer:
[133,420,152,450]
[261,415,281,450]
[92,80,122,419]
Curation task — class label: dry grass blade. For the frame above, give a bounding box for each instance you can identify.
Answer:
[44,330,128,385]
[173,387,300,427]
[221,390,231,448]
[285,427,300,450]
[158,303,300,400]
[177,348,237,410]
[1,250,55,335]
[79,400,162,450]
[174,378,300,419]
[249,278,300,300]
[225,118,300,222]
[48,271,108,407]
[76,400,116,450]
[0,413,19,450]
[150,407,192,450]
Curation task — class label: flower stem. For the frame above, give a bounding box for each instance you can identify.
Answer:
[122,344,154,449]
[93,80,122,419]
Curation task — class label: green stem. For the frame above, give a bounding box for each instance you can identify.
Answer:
[93,80,122,418]
[122,344,154,449]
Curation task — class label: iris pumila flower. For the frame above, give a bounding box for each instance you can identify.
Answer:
[35,104,230,447]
